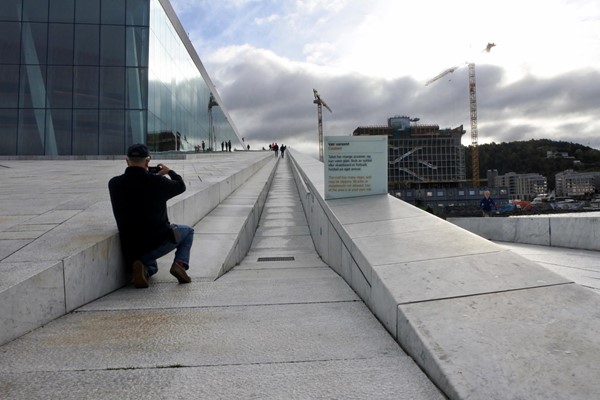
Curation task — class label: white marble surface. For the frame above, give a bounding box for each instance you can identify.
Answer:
[450,214,600,250]
[289,149,600,400]
[0,156,443,400]
[0,152,274,345]
[496,241,600,294]
[0,261,65,344]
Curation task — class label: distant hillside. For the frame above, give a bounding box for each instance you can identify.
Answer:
[465,139,600,190]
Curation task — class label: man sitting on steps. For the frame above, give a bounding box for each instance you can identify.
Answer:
[108,143,194,288]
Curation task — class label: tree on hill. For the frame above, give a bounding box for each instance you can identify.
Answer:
[465,139,600,191]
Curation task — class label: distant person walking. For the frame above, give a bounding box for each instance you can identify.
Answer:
[228,140,232,152]
[221,141,224,151]
[280,144,286,158]
[480,190,496,217]
[273,143,279,157]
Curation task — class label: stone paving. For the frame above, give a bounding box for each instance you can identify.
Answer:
[496,241,600,295]
[0,158,444,399]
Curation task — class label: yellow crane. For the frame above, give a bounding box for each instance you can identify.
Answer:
[313,89,332,162]
[426,63,480,187]
[425,43,495,187]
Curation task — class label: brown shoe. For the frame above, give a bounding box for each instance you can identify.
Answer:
[170,262,191,284]
[132,260,149,288]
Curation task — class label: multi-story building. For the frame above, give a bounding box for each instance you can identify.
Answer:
[0,0,242,156]
[353,115,466,189]
[353,115,508,212]
[495,172,547,200]
[555,170,600,197]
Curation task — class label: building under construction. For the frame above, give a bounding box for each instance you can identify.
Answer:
[353,115,466,191]
[352,115,509,215]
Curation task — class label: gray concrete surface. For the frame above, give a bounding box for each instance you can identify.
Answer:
[6,148,600,399]
[289,150,600,400]
[449,213,600,250]
[0,152,274,345]
[496,241,600,295]
[0,157,444,399]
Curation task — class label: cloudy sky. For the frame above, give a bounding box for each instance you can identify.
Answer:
[169,0,600,156]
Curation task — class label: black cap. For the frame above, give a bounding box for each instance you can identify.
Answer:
[126,143,149,158]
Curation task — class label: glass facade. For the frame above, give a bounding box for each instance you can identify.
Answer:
[0,0,242,156]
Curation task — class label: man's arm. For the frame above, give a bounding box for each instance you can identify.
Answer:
[155,164,186,199]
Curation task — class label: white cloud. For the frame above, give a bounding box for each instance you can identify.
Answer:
[254,14,280,25]
[171,0,600,155]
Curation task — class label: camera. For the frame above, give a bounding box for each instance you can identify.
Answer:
[148,165,162,174]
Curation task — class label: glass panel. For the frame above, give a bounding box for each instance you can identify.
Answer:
[74,24,99,65]
[126,67,147,109]
[147,111,157,138]
[19,64,47,108]
[0,65,19,107]
[100,67,124,108]
[101,0,125,25]
[100,25,125,66]
[73,109,98,155]
[73,66,99,108]
[47,66,73,108]
[0,109,18,155]
[21,22,47,65]
[0,0,22,21]
[46,109,72,155]
[126,27,148,67]
[23,0,48,22]
[75,0,99,24]
[49,0,75,23]
[99,109,124,154]
[48,24,74,65]
[127,0,150,26]
[0,22,21,64]
[17,108,45,155]
[126,109,146,146]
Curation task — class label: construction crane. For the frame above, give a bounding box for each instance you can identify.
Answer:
[426,62,480,187]
[425,43,495,188]
[313,89,332,162]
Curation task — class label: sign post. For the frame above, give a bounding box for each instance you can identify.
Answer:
[324,136,387,200]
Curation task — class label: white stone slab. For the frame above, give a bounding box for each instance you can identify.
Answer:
[236,251,326,269]
[496,242,600,293]
[397,284,600,400]
[550,216,600,250]
[206,205,253,218]
[250,234,316,252]
[344,214,449,239]
[254,225,310,237]
[63,234,126,312]
[0,302,403,374]
[0,261,65,345]
[368,250,571,336]
[193,215,245,234]
[0,356,444,400]
[352,224,501,266]
[80,267,359,311]
[0,239,30,259]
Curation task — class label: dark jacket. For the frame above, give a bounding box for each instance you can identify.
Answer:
[480,196,496,212]
[108,166,186,264]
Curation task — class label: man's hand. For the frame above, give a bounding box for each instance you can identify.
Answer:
[157,164,171,175]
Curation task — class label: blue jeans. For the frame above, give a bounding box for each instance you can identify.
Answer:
[140,224,194,277]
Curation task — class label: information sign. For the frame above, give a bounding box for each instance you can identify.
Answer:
[324,136,387,200]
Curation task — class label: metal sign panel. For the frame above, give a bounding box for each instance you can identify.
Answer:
[324,136,387,200]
